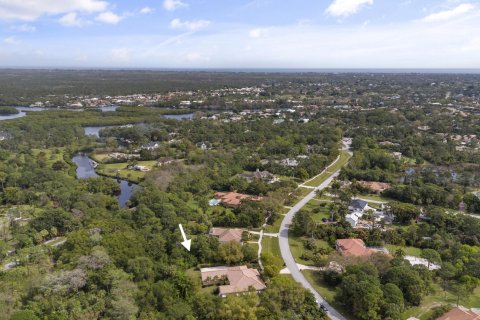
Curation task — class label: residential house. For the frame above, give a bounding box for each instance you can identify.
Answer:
[214,192,263,207]
[130,165,150,172]
[209,228,244,243]
[239,169,279,184]
[197,141,212,150]
[349,199,369,212]
[142,141,160,151]
[346,199,370,228]
[280,158,299,167]
[200,266,266,297]
[336,239,388,258]
[436,306,480,320]
[156,157,175,166]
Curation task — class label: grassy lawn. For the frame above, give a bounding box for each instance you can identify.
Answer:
[245,242,259,253]
[261,236,281,257]
[385,244,423,257]
[402,283,480,320]
[303,270,358,320]
[356,194,391,203]
[289,235,331,266]
[264,216,282,233]
[304,151,352,187]
[95,160,157,183]
[90,153,112,162]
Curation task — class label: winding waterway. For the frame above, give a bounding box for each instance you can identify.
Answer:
[72,154,141,207]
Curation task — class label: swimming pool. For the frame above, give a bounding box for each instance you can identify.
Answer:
[209,199,220,206]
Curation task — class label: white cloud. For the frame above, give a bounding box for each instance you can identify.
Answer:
[0,0,108,21]
[163,0,187,11]
[110,48,130,63]
[4,36,19,44]
[140,7,154,14]
[326,0,373,18]
[185,52,209,62]
[59,12,87,27]
[12,24,36,32]
[170,18,210,31]
[95,11,122,24]
[249,28,270,38]
[422,3,474,22]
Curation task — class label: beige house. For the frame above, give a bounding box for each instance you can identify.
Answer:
[209,228,244,243]
[200,266,266,297]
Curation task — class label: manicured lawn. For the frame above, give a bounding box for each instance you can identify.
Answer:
[304,151,351,187]
[261,236,281,257]
[264,216,282,233]
[385,244,422,257]
[95,160,157,183]
[356,194,391,203]
[303,270,358,320]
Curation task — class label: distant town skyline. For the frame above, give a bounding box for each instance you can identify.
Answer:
[0,0,479,68]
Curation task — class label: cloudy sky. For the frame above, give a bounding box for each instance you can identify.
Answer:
[0,0,479,68]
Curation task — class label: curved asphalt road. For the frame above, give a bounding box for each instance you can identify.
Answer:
[279,146,351,320]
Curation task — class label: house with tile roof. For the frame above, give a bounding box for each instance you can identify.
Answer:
[336,239,389,258]
[437,306,480,320]
[214,191,263,207]
[209,228,244,243]
[200,266,266,297]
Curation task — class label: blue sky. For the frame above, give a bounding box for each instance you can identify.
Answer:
[0,0,479,68]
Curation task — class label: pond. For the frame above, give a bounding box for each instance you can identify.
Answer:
[83,126,116,138]
[72,154,141,207]
[163,113,194,120]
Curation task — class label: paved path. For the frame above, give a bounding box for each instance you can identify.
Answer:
[279,170,346,320]
[249,231,278,237]
[278,141,352,320]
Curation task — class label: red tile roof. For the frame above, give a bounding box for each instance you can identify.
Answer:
[437,307,480,320]
[336,239,373,257]
[214,192,263,207]
[209,228,244,243]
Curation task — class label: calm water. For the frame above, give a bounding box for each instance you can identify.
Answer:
[72,154,141,207]
[0,106,117,121]
[83,126,116,138]
[163,113,194,120]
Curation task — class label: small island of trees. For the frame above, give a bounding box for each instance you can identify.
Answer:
[0,106,19,115]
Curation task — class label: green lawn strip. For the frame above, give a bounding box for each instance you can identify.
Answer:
[304,151,351,187]
[385,244,422,257]
[288,234,314,266]
[302,270,358,320]
[356,194,391,203]
[264,217,282,233]
[261,236,281,258]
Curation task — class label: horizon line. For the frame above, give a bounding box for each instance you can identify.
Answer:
[1,67,480,74]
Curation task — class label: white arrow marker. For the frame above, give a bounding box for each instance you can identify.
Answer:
[178,224,191,251]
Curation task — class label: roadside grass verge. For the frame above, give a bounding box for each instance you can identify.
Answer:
[304,151,351,187]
